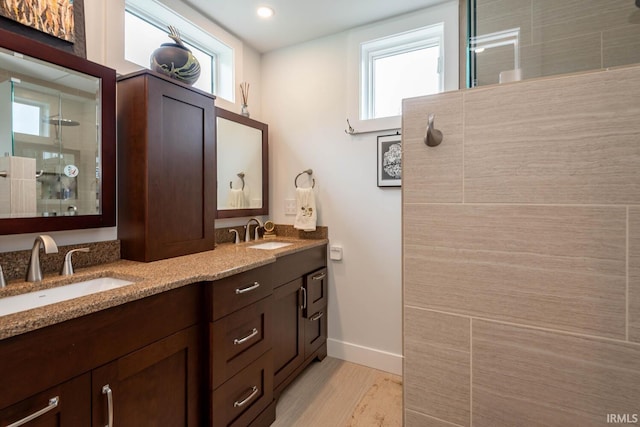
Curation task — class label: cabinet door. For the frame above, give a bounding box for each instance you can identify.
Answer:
[117,71,216,262]
[145,76,216,260]
[303,268,327,318]
[304,306,327,359]
[92,326,202,427]
[0,374,90,427]
[272,278,304,390]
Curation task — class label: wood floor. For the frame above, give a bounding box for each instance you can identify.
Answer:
[272,357,403,427]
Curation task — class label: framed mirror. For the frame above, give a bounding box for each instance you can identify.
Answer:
[0,28,116,234]
[215,107,268,219]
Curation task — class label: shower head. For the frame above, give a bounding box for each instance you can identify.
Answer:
[44,116,80,126]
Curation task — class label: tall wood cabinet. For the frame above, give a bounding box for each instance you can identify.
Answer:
[117,70,216,262]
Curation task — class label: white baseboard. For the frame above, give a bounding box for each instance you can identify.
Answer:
[327,338,403,376]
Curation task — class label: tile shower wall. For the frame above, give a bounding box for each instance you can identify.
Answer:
[473,0,640,86]
[402,65,640,427]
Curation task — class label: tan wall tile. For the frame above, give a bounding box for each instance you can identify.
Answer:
[404,308,470,426]
[521,33,602,79]
[404,204,626,338]
[473,320,640,427]
[629,207,640,343]
[405,409,465,427]
[476,0,532,46]
[402,92,463,204]
[603,25,640,68]
[464,67,640,204]
[531,0,631,43]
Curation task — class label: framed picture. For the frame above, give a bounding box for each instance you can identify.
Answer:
[377,133,402,187]
[0,0,86,57]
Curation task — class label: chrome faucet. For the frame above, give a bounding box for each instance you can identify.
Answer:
[0,264,6,288]
[26,235,58,282]
[244,217,263,242]
[60,248,90,276]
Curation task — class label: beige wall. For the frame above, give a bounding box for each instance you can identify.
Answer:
[402,65,640,426]
[472,0,640,86]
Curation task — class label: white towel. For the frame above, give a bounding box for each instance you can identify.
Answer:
[294,187,317,231]
[227,189,246,208]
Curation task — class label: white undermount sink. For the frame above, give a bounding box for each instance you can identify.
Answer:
[248,241,294,250]
[0,277,134,317]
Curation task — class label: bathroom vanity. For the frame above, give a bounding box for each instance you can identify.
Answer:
[0,240,328,427]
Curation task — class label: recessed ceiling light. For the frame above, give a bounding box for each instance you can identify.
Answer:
[257,6,274,18]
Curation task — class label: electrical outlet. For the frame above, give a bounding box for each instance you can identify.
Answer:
[284,199,296,215]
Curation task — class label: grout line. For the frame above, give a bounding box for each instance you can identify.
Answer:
[626,206,630,342]
[403,202,635,208]
[404,305,638,346]
[469,318,473,427]
[462,94,466,204]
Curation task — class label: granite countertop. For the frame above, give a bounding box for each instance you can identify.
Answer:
[0,238,328,341]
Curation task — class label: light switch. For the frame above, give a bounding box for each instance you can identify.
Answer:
[284,199,296,215]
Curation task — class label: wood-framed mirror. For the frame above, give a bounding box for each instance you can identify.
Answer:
[215,107,268,219]
[0,28,116,234]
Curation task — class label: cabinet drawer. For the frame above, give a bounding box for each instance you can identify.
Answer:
[303,268,328,318]
[209,266,274,321]
[211,350,274,427]
[211,296,273,389]
[305,306,327,359]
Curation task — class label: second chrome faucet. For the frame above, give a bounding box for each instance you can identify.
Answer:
[244,217,263,242]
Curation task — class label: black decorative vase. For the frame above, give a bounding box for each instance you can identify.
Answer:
[150,43,201,86]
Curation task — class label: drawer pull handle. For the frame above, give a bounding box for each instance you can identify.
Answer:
[310,311,324,322]
[312,272,326,281]
[102,384,113,427]
[300,287,307,310]
[235,282,260,294]
[7,396,59,427]
[234,328,259,345]
[233,386,259,408]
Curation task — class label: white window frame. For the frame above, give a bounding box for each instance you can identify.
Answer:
[125,0,234,101]
[361,24,444,120]
[347,1,459,134]
[101,0,241,104]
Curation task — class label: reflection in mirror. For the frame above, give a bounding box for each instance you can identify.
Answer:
[0,28,115,234]
[215,107,268,219]
[4,74,100,218]
[467,1,640,87]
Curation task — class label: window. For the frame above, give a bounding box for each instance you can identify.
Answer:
[361,24,444,120]
[346,1,459,133]
[12,101,43,136]
[124,0,234,101]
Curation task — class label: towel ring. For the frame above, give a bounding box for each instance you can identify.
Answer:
[294,169,315,188]
[230,172,245,190]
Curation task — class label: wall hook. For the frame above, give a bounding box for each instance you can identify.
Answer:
[424,113,443,147]
[345,118,356,135]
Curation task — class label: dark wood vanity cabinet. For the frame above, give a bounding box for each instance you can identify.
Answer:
[116,70,216,262]
[206,265,276,427]
[0,245,328,427]
[0,285,204,427]
[272,247,328,396]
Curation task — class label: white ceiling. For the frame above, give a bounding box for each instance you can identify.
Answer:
[183,0,448,53]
